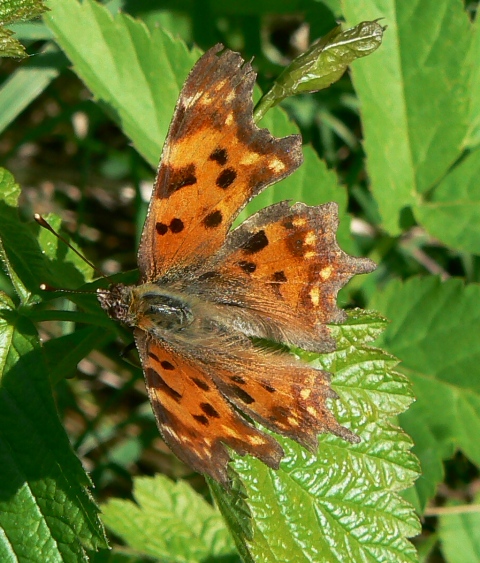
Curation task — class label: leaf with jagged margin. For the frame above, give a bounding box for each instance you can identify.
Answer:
[370,276,480,512]
[0,292,108,561]
[0,0,48,58]
[101,475,239,563]
[211,310,420,563]
[343,0,474,236]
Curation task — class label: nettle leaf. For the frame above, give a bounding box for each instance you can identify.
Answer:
[101,475,239,563]
[44,0,203,168]
[0,168,92,304]
[0,170,109,560]
[211,311,420,563]
[370,277,480,511]
[0,292,108,560]
[0,0,48,59]
[343,0,476,246]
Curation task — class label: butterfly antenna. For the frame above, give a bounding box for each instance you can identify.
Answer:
[34,214,111,286]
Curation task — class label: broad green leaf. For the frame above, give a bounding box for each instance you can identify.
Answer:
[370,277,480,510]
[0,169,92,304]
[0,43,64,135]
[0,168,38,302]
[43,326,115,385]
[213,311,420,563]
[101,475,238,563]
[44,0,203,167]
[466,19,480,147]
[414,148,480,254]
[0,293,107,561]
[343,0,474,235]
[438,496,480,563]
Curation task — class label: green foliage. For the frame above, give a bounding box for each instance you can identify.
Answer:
[344,0,479,246]
[1,0,479,561]
[0,171,109,560]
[0,0,48,58]
[211,311,419,563]
[371,277,480,511]
[101,475,238,562]
[438,494,480,563]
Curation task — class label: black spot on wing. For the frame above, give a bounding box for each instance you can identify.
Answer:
[156,222,168,235]
[201,402,220,418]
[237,260,256,274]
[230,375,246,385]
[241,230,268,254]
[209,147,228,166]
[261,381,276,393]
[193,414,210,426]
[146,367,181,403]
[192,377,210,391]
[169,218,184,233]
[203,210,223,228]
[164,163,197,195]
[160,361,175,371]
[272,271,287,283]
[216,167,236,189]
[230,386,255,404]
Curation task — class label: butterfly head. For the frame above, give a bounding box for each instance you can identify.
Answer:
[97,283,134,325]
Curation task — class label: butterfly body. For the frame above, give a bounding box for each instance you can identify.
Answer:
[98,44,375,485]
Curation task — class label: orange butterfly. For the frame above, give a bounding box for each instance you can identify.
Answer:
[98,44,375,486]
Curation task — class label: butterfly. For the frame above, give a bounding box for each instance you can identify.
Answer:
[97,44,375,486]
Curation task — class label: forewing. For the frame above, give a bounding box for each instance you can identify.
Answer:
[138,44,303,282]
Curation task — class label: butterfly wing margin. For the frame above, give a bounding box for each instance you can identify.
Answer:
[138,45,303,282]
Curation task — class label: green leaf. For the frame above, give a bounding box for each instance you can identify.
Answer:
[438,496,480,563]
[0,169,92,304]
[370,277,480,510]
[0,168,49,303]
[0,43,64,135]
[101,475,238,563]
[44,0,203,167]
[254,20,385,121]
[343,0,474,235]
[414,148,480,254]
[0,0,48,59]
[0,293,108,561]
[213,311,420,563]
[43,326,115,385]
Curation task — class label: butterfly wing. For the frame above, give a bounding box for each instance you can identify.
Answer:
[190,201,376,353]
[135,330,284,485]
[138,44,303,282]
[135,324,355,486]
